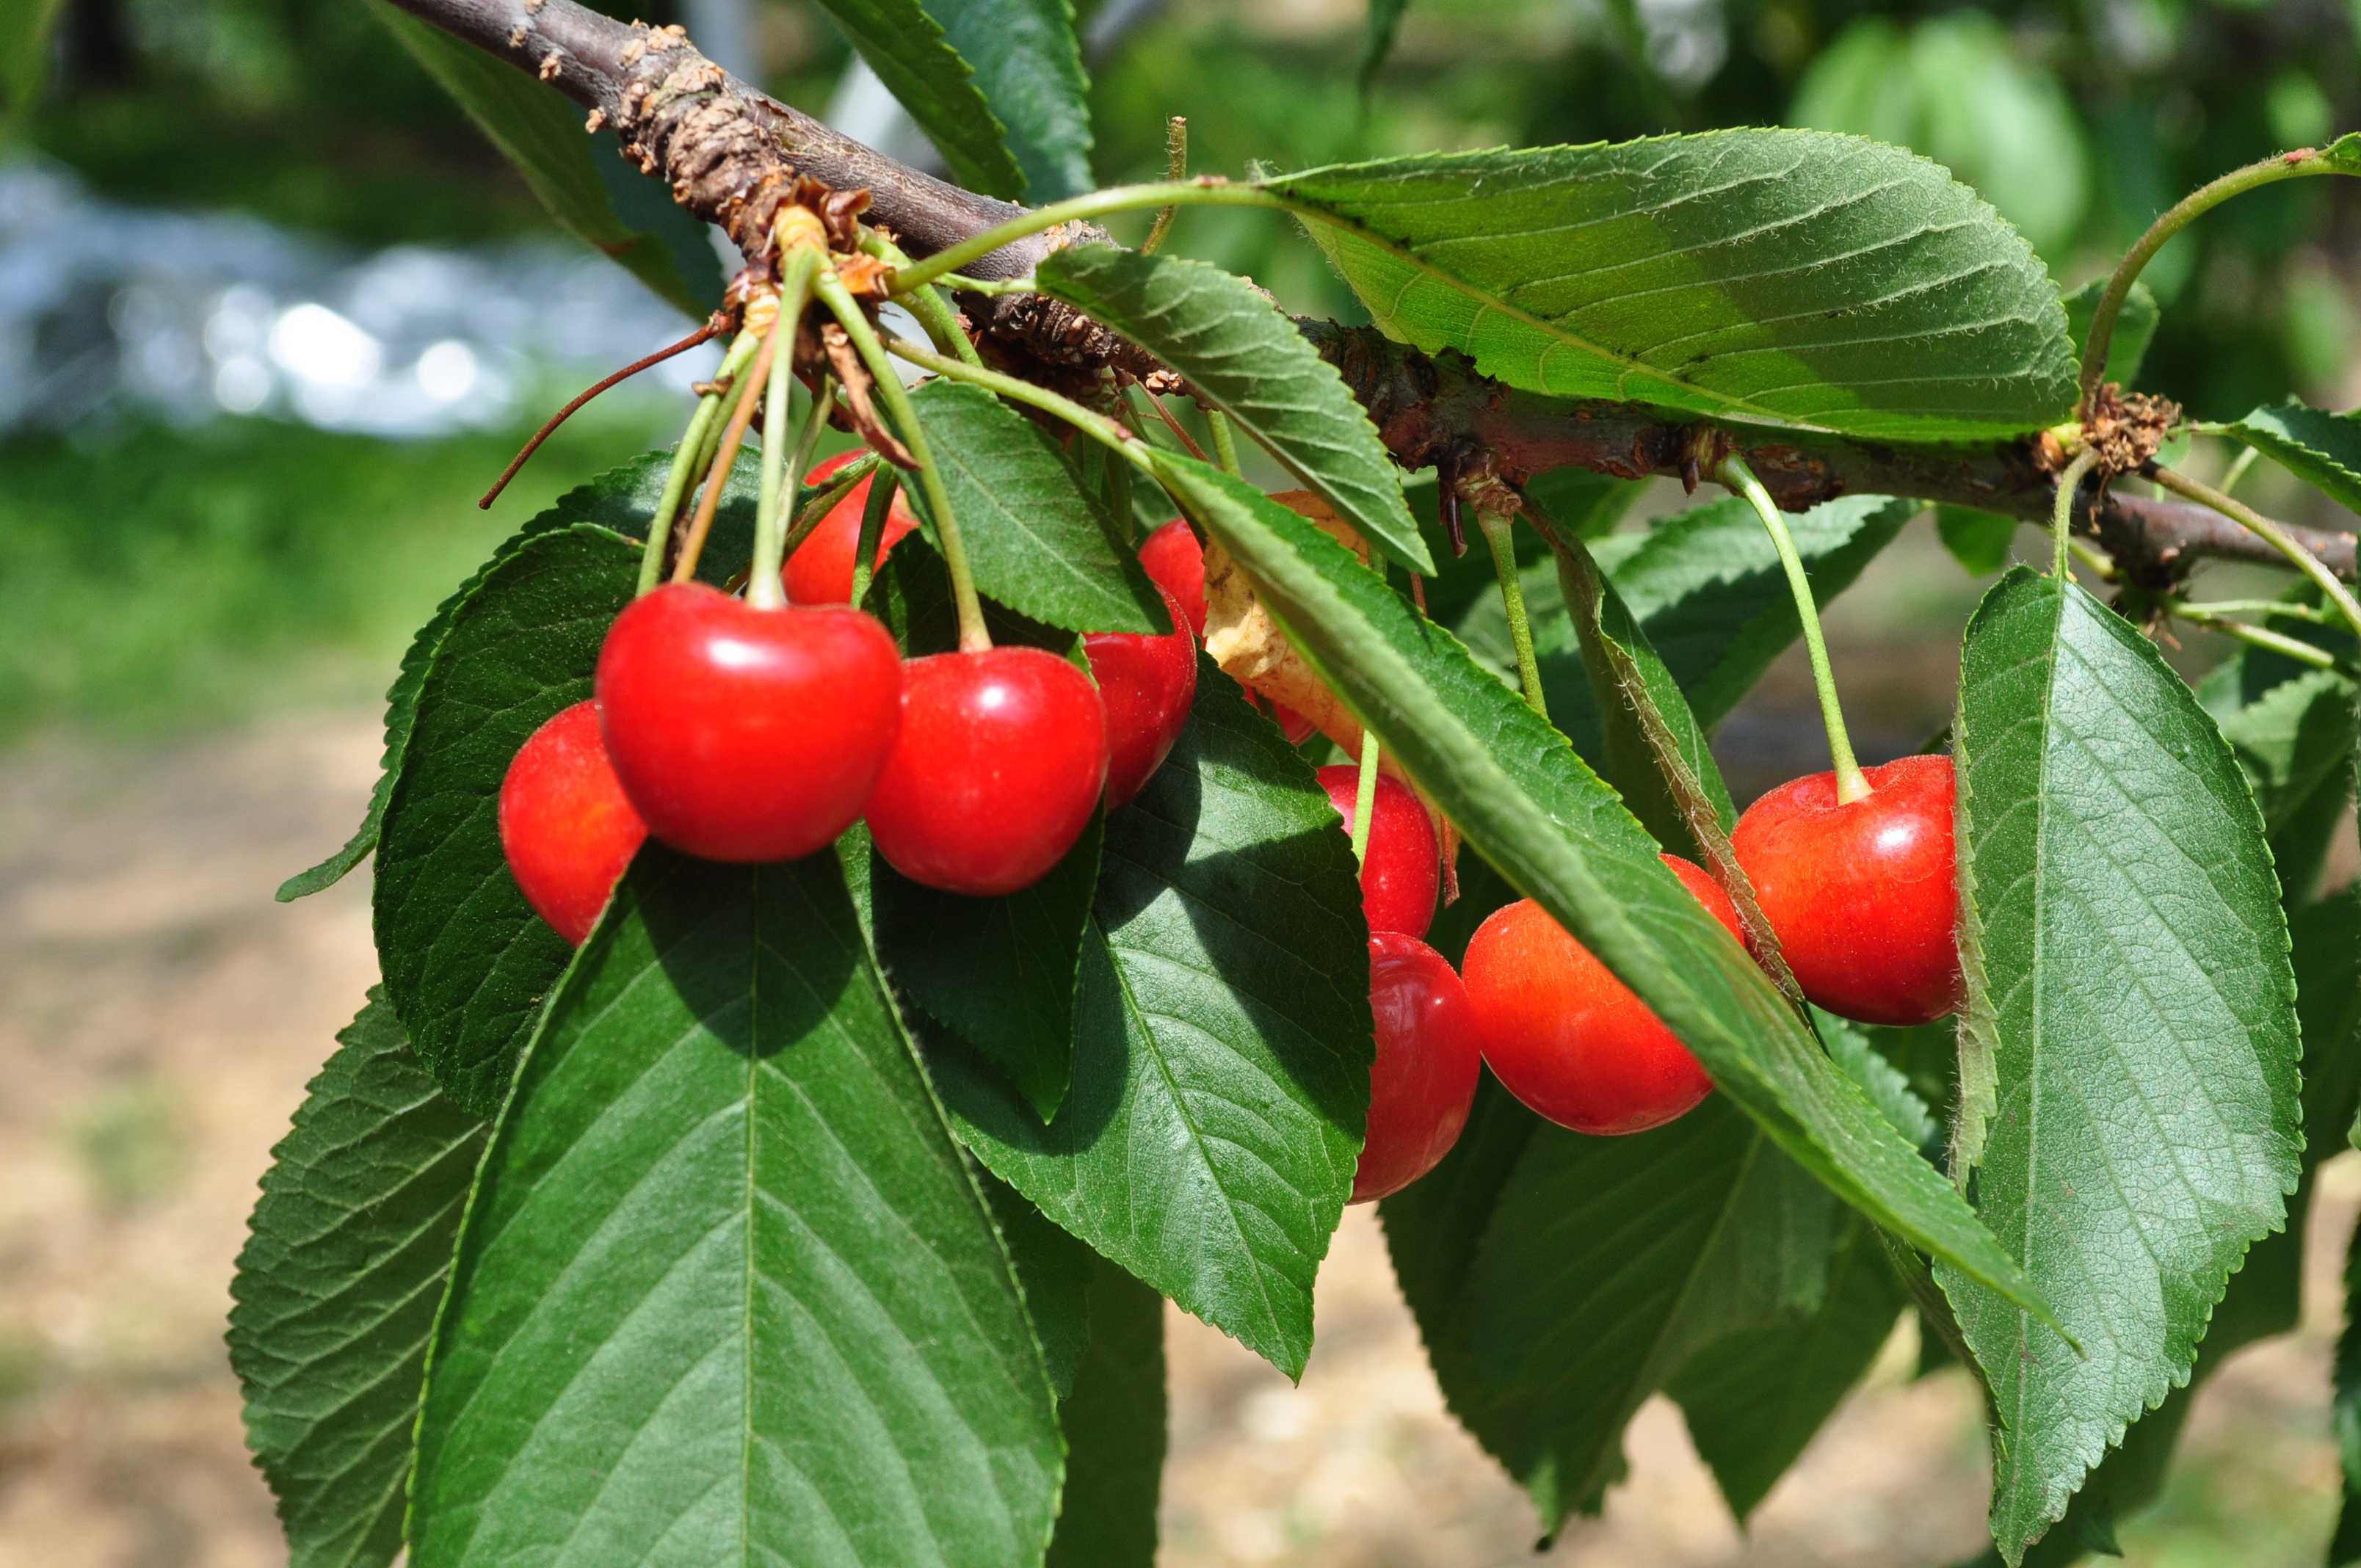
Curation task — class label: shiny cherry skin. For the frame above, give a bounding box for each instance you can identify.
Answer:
[1314,765,1439,939]
[1084,583,1198,808]
[1353,932,1482,1203]
[1730,752,1961,1026]
[1137,518,1206,637]
[498,700,648,945]
[866,647,1109,896]
[595,583,902,863]
[782,450,923,605]
[1463,855,1743,1135]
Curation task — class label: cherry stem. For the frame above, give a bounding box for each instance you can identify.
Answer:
[2077,148,2352,417]
[882,330,1145,467]
[847,469,903,607]
[2217,444,2262,497]
[1136,382,1210,460]
[1207,409,1244,477]
[816,272,991,650]
[1476,502,1547,718]
[779,440,877,563]
[675,298,789,587]
[1719,453,1871,803]
[2179,597,2332,625]
[1142,117,1189,255]
[1349,726,1382,865]
[638,326,763,595]
[2050,447,2101,581]
[2168,602,2354,674]
[481,313,725,509]
[886,181,1291,295]
[747,256,826,610]
[2150,462,2361,644]
[861,231,984,369]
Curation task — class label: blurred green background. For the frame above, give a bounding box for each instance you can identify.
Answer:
[1,4,2357,1566]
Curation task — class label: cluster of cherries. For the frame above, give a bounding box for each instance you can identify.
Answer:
[500,460,1962,1208]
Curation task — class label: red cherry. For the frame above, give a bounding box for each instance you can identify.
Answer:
[498,700,648,945]
[1353,932,1482,1203]
[1137,518,1205,637]
[1084,583,1198,808]
[782,450,923,605]
[1462,855,1742,1135]
[1315,765,1439,938]
[1730,752,1961,1026]
[866,647,1109,896]
[595,582,902,863]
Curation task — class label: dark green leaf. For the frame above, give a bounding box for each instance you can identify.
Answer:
[925,0,1093,200]
[2337,1202,2361,1563]
[1046,1255,1167,1567]
[2219,399,2361,514]
[411,846,1062,1565]
[1942,567,2302,1563]
[1818,1011,1940,1151]
[906,378,1167,633]
[1264,134,2077,438]
[809,0,1027,198]
[1032,244,1432,573]
[228,991,487,1568]
[372,525,639,1115]
[983,1174,1094,1399]
[1936,506,2021,576]
[371,5,721,315]
[1667,1216,1907,1520]
[1161,453,2050,1318]
[930,672,1373,1379]
[2061,279,2160,385]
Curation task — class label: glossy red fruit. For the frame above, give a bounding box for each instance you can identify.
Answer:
[1137,518,1205,637]
[1730,752,1961,1026]
[1353,932,1482,1203]
[1084,583,1198,807]
[1463,856,1743,1135]
[866,647,1109,896]
[595,582,902,863]
[1315,765,1439,938]
[498,700,648,945]
[782,449,923,605]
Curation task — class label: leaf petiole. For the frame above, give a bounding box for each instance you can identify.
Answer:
[1476,501,1546,718]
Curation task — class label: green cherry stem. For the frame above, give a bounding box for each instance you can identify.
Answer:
[1349,727,1382,865]
[781,446,877,562]
[886,181,1289,295]
[2150,463,2361,642]
[637,326,762,595]
[815,271,992,651]
[861,231,984,368]
[2216,443,2262,497]
[2180,597,2333,624]
[846,469,902,606]
[1719,452,1870,803]
[672,311,785,587]
[1141,115,1189,256]
[2168,602,2353,673]
[1476,502,1547,718]
[1207,408,1244,478]
[2050,447,2101,581]
[2077,148,2354,415]
[881,330,1145,465]
[746,252,825,610]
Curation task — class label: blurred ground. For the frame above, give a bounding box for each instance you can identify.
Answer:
[0,554,2353,1565]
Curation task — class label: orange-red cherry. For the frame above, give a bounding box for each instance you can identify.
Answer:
[1315,765,1439,938]
[1730,753,1961,1026]
[1462,856,1742,1135]
[1084,583,1198,807]
[498,700,648,945]
[595,583,902,863]
[866,647,1109,896]
[1137,518,1206,637]
[782,450,923,605]
[1353,932,1482,1203]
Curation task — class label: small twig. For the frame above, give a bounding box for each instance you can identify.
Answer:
[481,312,725,508]
[1141,117,1188,255]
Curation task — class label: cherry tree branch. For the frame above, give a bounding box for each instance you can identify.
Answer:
[387,0,2358,585]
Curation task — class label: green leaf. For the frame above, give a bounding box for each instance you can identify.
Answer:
[1936,505,2021,576]
[982,1175,1092,1399]
[906,378,1168,633]
[1046,1255,1167,1567]
[2337,1202,2361,1563]
[228,991,487,1568]
[2219,399,2361,513]
[1031,244,1432,574]
[411,846,1063,1565]
[2061,278,2160,385]
[1263,132,2077,438]
[928,672,1373,1379]
[925,0,1093,201]
[1159,453,2051,1319]
[2208,664,2359,835]
[1526,468,1644,542]
[371,5,720,316]
[278,447,755,903]
[372,525,639,1116]
[1667,1216,1907,1520]
[1940,567,2302,1563]
[1357,0,1412,93]
[810,0,1028,198]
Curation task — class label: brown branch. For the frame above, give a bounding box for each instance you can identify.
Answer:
[389,0,2358,586]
